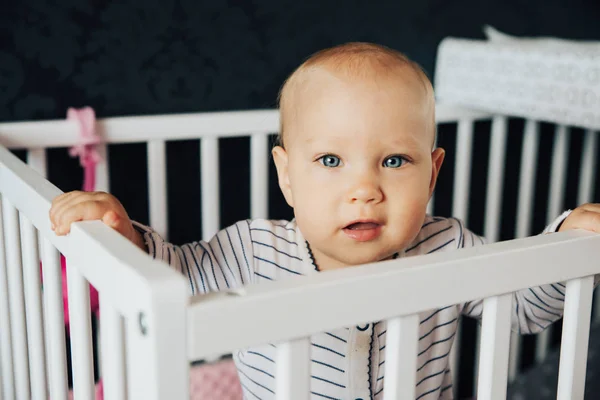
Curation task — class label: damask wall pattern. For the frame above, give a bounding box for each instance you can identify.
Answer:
[3,0,600,122]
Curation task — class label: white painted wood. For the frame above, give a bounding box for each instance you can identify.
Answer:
[484,116,508,243]
[383,315,419,400]
[450,118,474,394]
[187,230,600,360]
[148,140,168,238]
[40,239,68,400]
[0,196,15,400]
[0,110,280,148]
[95,144,110,193]
[0,144,189,399]
[0,145,181,315]
[2,200,30,400]
[557,276,594,400]
[515,120,540,239]
[509,119,539,381]
[66,260,95,400]
[251,133,269,219]
[507,331,521,382]
[100,297,126,400]
[26,149,47,178]
[0,105,490,149]
[537,124,570,364]
[426,196,434,215]
[276,338,310,400]
[475,116,508,393]
[19,215,47,399]
[577,130,597,206]
[476,294,512,400]
[452,118,474,223]
[68,222,189,400]
[201,138,220,241]
[547,125,569,225]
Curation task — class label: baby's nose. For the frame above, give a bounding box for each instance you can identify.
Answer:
[348,179,383,204]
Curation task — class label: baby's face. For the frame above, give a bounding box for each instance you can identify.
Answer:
[273,68,444,270]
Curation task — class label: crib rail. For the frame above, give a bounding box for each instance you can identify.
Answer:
[187,231,600,399]
[0,105,494,149]
[0,145,189,400]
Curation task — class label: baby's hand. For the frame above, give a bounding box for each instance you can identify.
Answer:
[558,203,600,233]
[49,191,146,250]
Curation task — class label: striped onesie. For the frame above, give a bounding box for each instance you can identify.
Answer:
[136,214,570,399]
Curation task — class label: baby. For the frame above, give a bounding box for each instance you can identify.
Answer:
[50,43,600,399]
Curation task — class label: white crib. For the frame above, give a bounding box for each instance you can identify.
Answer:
[0,103,598,400]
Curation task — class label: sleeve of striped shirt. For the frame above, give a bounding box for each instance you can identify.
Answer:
[132,220,255,295]
[460,210,592,334]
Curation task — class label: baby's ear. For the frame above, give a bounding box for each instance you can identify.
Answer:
[428,147,445,197]
[272,146,294,207]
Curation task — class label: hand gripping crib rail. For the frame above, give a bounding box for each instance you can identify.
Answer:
[0,104,599,399]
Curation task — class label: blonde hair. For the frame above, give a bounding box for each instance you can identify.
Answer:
[276,42,434,147]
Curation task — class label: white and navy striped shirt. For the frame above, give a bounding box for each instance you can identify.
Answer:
[137,214,570,399]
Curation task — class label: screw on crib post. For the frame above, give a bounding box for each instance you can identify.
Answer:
[138,312,148,335]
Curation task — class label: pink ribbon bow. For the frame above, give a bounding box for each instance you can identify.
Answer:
[67,107,101,192]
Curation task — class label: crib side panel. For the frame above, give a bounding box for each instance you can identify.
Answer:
[0,144,191,400]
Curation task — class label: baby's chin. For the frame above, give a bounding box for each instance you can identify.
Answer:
[333,248,399,268]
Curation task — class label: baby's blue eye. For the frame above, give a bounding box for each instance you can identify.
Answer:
[383,156,406,168]
[319,155,341,168]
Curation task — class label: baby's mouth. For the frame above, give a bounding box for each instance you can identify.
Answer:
[344,222,380,230]
[342,221,382,242]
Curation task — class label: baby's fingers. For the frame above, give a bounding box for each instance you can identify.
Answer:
[560,203,600,233]
[52,200,107,235]
[101,210,133,238]
[49,191,82,224]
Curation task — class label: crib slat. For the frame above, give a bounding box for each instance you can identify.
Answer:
[452,118,475,222]
[100,296,126,400]
[449,118,474,394]
[201,138,220,241]
[26,149,47,178]
[478,118,509,390]
[2,200,30,399]
[508,119,540,381]
[95,144,110,193]
[537,124,570,363]
[577,130,597,206]
[476,293,512,400]
[484,116,507,243]
[515,120,540,239]
[276,338,310,400]
[41,239,68,399]
[557,276,594,400]
[251,133,269,219]
[148,140,168,238]
[384,315,419,400]
[0,197,15,400]
[547,125,569,222]
[66,260,95,400]
[19,216,47,399]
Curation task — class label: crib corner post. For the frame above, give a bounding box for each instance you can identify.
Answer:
[129,272,190,400]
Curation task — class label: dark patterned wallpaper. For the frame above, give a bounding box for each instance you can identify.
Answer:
[3,0,600,122]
